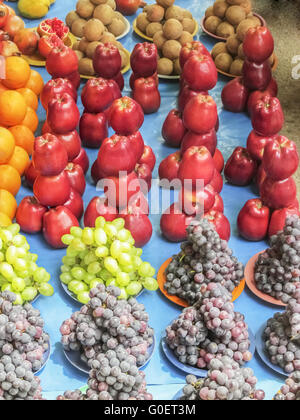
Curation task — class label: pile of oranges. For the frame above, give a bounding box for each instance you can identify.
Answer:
[0,55,44,226]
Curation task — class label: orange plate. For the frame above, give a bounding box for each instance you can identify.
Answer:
[244,251,287,307]
[157,258,245,308]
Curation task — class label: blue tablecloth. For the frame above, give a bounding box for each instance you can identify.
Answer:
[8,0,285,400]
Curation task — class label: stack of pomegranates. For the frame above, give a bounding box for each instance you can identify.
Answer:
[130,42,161,115]
[93,42,124,92]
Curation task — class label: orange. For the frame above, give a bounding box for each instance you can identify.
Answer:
[0,127,15,164]
[0,165,21,196]
[8,125,35,156]
[2,56,31,90]
[21,107,39,133]
[0,212,12,227]
[8,146,30,176]
[0,90,27,127]
[0,189,17,220]
[25,69,44,96]
[17,88,38,111]
[0,82,8,94]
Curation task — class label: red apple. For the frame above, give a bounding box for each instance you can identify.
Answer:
[138,145,156,171]
[213,149,224,173]
[183,94,218,134]
[81,78,115,113]
[16,196,48,234]
[211,194,224,213]
[32,133,68,176]
[179,41,210,69]
[183,54,218,91]
[251,96,284,137]
[179,184,216,216]
[84,196,118,227]
[128,131,144,161]
[178,85,207,113]
[33,172,71,207]
[268,207,300,238]
[120,213,152,247]
[178,146,215,188]
[103,171,141,209]
[135,163,152,192]
[91,159,107,185]
[159,152,181,184]
[47,92,80,135]
[43,206,79,248]
[243,26,274,63]
[237,198,270,241]
[120,192,149,216]
[55,130,81,161]
[246,130,274,162]
[109,96,144,136]
[181,129,217,157]
[221,77,250,113]
[162,109,187,148]
[243,59,272,91]
[63,188,84,220]
[72,148,89,174]
[209,169,223,194]
[160,202,194,242]
[203,210,231,241]
[224,147,257,186]
[79,112,108,149]
[24,162,40,188]
[64,163,86,196]
[260,177,297,209]
[41,78,77,110]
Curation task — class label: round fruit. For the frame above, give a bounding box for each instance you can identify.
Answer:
[38,34,64,58]
[0,90,27,127]
[0,165,21,196]
[0,127,15,164]
[2,56,31,90]
[38,17,69,41]
[8,146,30,176]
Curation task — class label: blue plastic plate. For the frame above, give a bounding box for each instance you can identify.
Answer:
[35,339,51,376]
[63,336,156,375]
[255,323,289,378]
[161,328,256,377]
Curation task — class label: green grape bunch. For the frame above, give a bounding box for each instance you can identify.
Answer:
[60,217,159,304]
[0,224,54,305]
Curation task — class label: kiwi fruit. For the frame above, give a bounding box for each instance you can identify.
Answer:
[247,15,261,26]
[153,31,167,50]
[226,34,240,55]
[83,19,105,41]
[106,0,116,10]
[211,42,228,59]
[213,1,228,18]
[156,0,175,8]
[93,4,114,25]
[163,19,183,40]
[225,6,246,26]
[78,37,90,53]
[162,39,181,60]
[158,57,173,75]
[173,58,181,75]
[86,41,102,58]
[216,22,235,38]
[230,58,244,75]
[237,43,245,59]
[99,32,116,43]
[72,41,81,51]
[71,19,87,37]
[165,6,184,21]
[146,22,163,38]
[215,52,233,72]
[76,0,95,19]
[107,18,126,36]
[114,11,126,22]
[182,9,193,19]
[205,6,214,17]
[74,50,85,61]
[178,31,193,45]
[79,57,96,76]
[66,11,80,28]
[205,16,222,34]
[240,0,252,14]
[146,4,165,22]
[236,18,259,41]
[226,0,244,4]
[182,18,195,34]
[136,13,150,33]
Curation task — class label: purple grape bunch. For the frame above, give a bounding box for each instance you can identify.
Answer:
[0,291,48,400]
[274,371,300,400]
[179,357,265,401]
[166,283,252,370]
[164,219,244,306]
[263,285,300,374]
[255,215,300,304]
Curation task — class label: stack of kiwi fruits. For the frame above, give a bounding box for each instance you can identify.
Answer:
[136,0,197,76]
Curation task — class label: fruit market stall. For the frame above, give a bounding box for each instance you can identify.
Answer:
[0,0,298,400]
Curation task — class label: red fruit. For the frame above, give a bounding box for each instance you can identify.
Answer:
[246,130,274,162]
[209,169,223,194]
[130,43,158,78]
[213,149,224,173]
[243,26,274,63]
[116,0,141,15]
[203,210,231,241]
[46,46,78,78]
[183,94,218,135]
[162,109,186,147]
[268,208,300,238]
[135,163,152,192]
[221,77,250,113]
[47,93,80,134]
[251,96,284,137]
[81,78,115,113]
[112,71,124,91]
[16,196,47,234]
[91,160,107,185]
[178,146,215,188]
[38,34,64,58]
[179,184,216,216]
[181,129,217,157]
[237,198,270,241]
[25,162,40,188]
[247,89,272,116]
[130,72,158,90]
[64,163,86,196]
[127,131,144,161]
[43,206,79,248]
[256,164,267,190]
[183,54,218,91]
[120,192,149,215]
[179,41,210,69]
[178,85,207,113]
[260,177,297,209]
[98,134,138,177]
[103,171,141,209]
[63,188,84,220]
[79,112,108,149]
[211,194,224,213]
[159,152,181,184]
[84,197,118,227]
[121,213,152,247]
[243,60,272,91]
[224,147,257,186]
[109,97,144,135]
[133,77,161,114]
[160,202,194,242]
[262,135,299,181]
[32,133,68,176]
[53,130,81,162]
[72,148,89,174]
[33,172,71,207]
[138,145,156,172]
[65,71,81,90]
[107,79,122,100]
[93,43,122,79]
[41,78,77,110]
[13,29,40,56]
